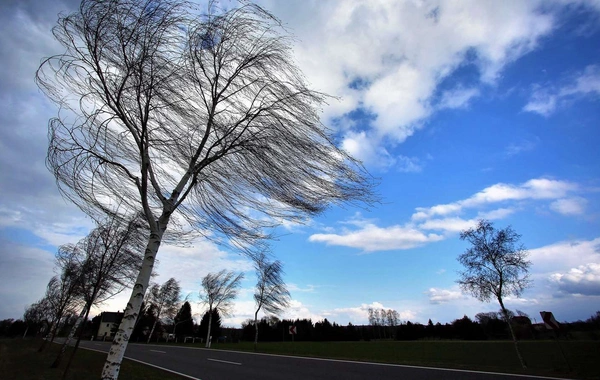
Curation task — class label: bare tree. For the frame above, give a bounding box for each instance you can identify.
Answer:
[199,270,243,347]
[146,278,181,343]
[253,251,290,350]
[37,1,374,378]
[457,219,531,368]
[23,300,50,339]
[38,251,84,353]
[51,216,145,376]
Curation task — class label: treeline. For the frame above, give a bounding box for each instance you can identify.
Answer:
[238,310,600,342]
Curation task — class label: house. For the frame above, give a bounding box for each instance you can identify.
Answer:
[96,311,123,340]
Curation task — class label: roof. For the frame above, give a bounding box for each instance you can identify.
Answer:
[101,312,124,324]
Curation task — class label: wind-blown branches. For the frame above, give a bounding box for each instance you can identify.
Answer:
[37,1,375,378]
[457,219,531,369]
[252,251,289,349]
[199,270,243,348]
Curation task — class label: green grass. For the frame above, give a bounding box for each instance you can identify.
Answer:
[202,340,600,379]
[0,338,187,380]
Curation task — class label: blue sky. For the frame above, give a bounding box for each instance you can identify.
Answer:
[1,0,599,327]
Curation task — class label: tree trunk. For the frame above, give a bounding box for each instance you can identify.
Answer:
[147,310,161,344]
[205,309,213,348]
[23,325,29,339]
[253,310,259,351]
[38,318,57,352]
[62,301,94,379]
[499,298,527,369]
[51,304,88,368]
[100,228,163,380]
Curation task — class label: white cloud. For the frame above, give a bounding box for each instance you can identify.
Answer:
[524,65,600,116]
[414,178,578,220]
[310,178,586,253]
[505,138,539,157]
[529,237,600,274]
[397,156,424,173]
[260,0,556,166]
[550,197,588,215]
[288,284,317,293]
[309,223,444,252]
[426,287,467,304]
[438,87,480,110]
[419,217,477,233]
[550,263,600,296]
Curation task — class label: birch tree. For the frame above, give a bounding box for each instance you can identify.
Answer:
[199,270,243,347]
[38,255,83,352]
[253,252,289,350]
[37,1,374,378]
[457,219,531,368]
[146,278,181,343]
[51,216,145,376]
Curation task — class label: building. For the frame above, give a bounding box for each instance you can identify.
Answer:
[96,311,123,340]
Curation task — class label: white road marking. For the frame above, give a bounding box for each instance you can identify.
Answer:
[207,358,242,366]
[77,346,202,380]
[150,349,166,353]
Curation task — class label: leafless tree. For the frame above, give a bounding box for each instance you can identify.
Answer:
[37,262,83,352]
[199,270,243,347]
[51,216,145,377]
[457,219,531,368]
[146,278,181,343]
[253,251,290,350]
[37,0,374,377]
[23,299,50,338]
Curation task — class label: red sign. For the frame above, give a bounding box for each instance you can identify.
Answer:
[288,325,297,335]
[540,311,560,330]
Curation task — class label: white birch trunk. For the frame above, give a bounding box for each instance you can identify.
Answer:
[205,310,213,348]
[51,304,88,368]
[146,308,161,344]
[100,228,164,380]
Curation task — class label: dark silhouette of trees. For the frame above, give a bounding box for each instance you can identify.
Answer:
[198,310,222,343]
[36,0,374,377]
[457,219,531,368]
[199,270,243,347]
[173,301,194,339]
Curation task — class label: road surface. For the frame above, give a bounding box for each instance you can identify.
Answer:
[75,340,571,380]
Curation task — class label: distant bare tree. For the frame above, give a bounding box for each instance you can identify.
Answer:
[37,263,83,352]
[51,216,145,377]
[457,219,531,368]
[23,300,49,338]
[37,0,374,377]
[252,251,290,350]
[199,270,243,347]
[146,278,181,343]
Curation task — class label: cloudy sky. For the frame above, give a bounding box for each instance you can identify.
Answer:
[1,0,599,327]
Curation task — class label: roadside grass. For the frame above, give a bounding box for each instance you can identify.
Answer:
[200,340,599,379]
[0,338,187,380]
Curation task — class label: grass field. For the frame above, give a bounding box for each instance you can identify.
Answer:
[204,340,600,379]
[0,338,187,380]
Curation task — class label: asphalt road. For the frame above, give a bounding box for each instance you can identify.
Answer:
[76,340,570,380]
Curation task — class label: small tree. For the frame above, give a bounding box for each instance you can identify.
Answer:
[146,278,181,343]
[253,252,290,350]
[199,270,243,347]
[457,219,531,368]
